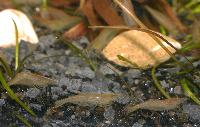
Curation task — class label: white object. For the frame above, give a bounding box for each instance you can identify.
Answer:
[0,9,38,47]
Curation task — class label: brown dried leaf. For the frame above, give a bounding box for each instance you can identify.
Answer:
[126,98,187,113]
[54,93,121,108]
[63,22,87,40]
[0,0,14,10]
[93,0,125,26]
[120,0,137,26]
[33,7,81,31]
[49,0,79,8]
[102,30,182,69]
[8,72,57,87]
[82,0,101,26]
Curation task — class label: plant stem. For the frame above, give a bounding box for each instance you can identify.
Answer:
[63,40,97,71]
[180,78,200,105]
[152,65,171,98]
[16,114,32,127]
[117,55,139,68]
[42,0,48,9]
[0,57,13,77]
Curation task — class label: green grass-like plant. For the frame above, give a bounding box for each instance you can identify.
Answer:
[12,19,20,71]
[0,57,13,77]
[42,0,48,9]
[180,42,200,53]
[63,39,97,71]
[0,19,36,126]
[180,78,200,105]
[152,65,171,99]
[117,55,139,68]
[0,70,36,116]
[16,113,32,127]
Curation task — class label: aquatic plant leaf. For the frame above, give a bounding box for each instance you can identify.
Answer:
[54,93,121,108]
[117,55,139,68]
[152,65,170,98]
[12,19,19,71]
[16,52,33,73]
[16,114,32,127]
[63,40,97,71]
[0,55,13,77]
[126,98,187,113]
[102,30,182,69]
[8,72,57,87]
[0,70,36,116]
[180,78,200,105]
